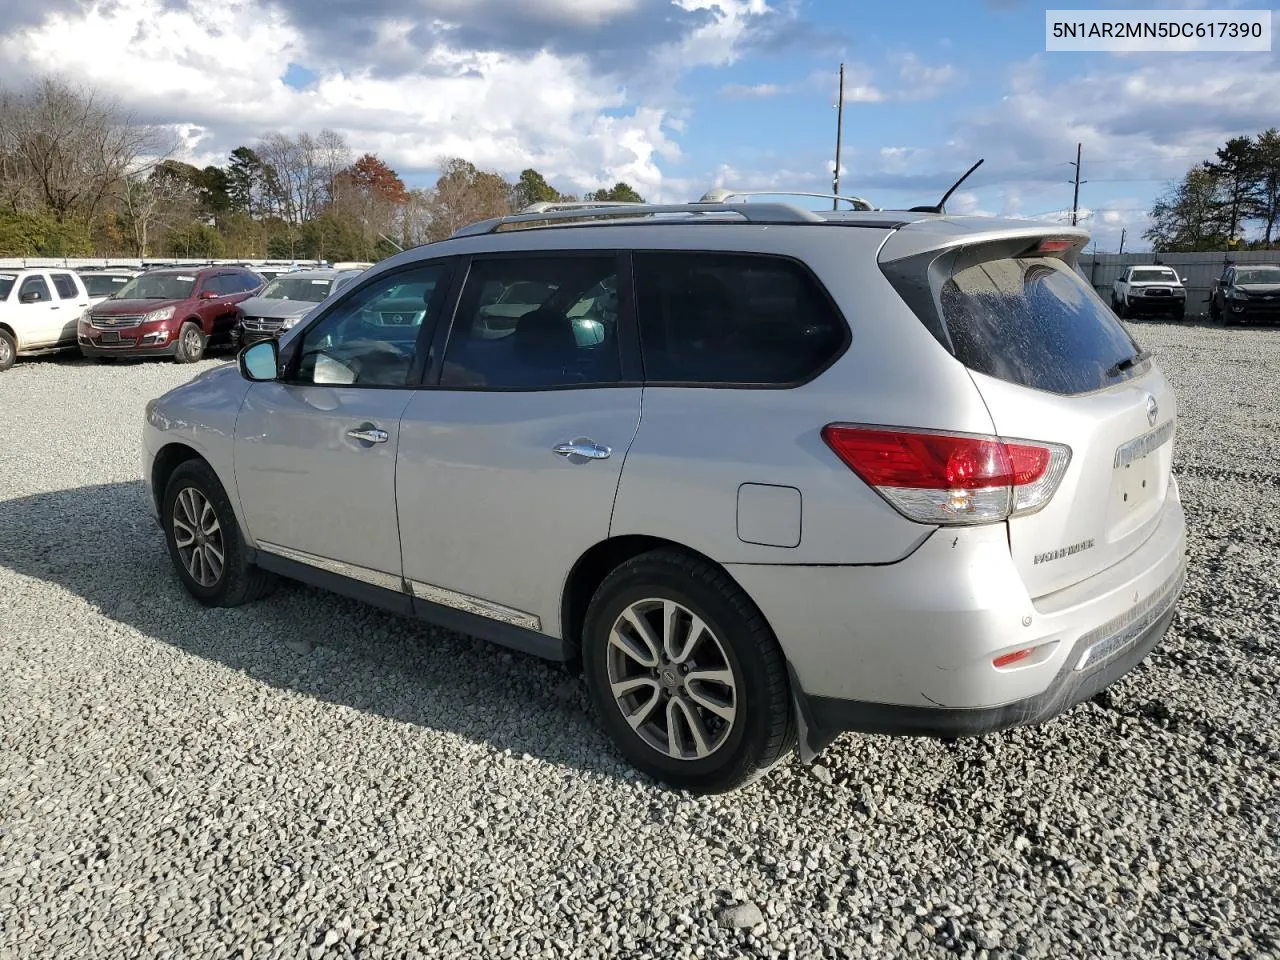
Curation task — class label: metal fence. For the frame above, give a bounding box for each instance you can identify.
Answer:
[1075,250,1279,315]
[0,257,326,270]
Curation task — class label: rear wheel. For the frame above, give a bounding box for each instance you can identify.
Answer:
[174,322,205,363]
[1209,297,1223,324]
[581,550,794,793]
[1117,296,1130,319]
[0,330,15,372]
[163,459,275,607]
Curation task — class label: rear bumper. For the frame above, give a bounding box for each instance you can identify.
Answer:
[730,484,1187,752]
[801,573,1181,742]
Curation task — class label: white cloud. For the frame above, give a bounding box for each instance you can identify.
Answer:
[720,82,785,99]
[0,0,738,198]
[895,53,960,101]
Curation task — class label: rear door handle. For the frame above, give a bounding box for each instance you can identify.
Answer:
[552,438,612,460]
[347,427,389,444]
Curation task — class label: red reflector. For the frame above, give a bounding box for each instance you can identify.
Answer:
[1036,238,1074,254]
[820,426,1052,491]
[993,648,1035,668]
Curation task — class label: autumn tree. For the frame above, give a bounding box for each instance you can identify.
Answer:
[330,153,409,257]
[424,158,512,241]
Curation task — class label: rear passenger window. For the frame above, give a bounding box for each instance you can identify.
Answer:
[633,253,846,385]
[51,273,79,299]
[441,256,621,389]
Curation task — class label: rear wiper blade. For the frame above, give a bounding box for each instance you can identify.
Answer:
[1107,349,1152,378]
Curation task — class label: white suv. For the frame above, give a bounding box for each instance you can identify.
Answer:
[143,200,1187,792]
[0,268,90,371]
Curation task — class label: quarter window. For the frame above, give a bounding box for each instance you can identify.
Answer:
[633,253,847,385]
[51,273,79,299]
[441,256,621,389]
[291,265,447,387]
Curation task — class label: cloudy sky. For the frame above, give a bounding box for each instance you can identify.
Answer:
[2,0,1278,250]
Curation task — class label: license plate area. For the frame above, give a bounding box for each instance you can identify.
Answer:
[100,331,120,344]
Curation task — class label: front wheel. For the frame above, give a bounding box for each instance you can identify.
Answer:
[0,330,15,372]
[163,459,275,607]
[582,550,794,793]
[174,322,206,363]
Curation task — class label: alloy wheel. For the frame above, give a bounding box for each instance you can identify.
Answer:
[0,338,12,365]
[183,327,202,355]
[172,486,224,587]
[606,598,738,760]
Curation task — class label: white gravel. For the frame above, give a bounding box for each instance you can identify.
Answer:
[1,331,1277,960]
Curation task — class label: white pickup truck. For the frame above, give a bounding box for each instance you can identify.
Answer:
[1110,265,1189,320]
[0,268,91,371]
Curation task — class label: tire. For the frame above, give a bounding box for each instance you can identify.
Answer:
[1209,297,1222,324]
[1175,307,1186,322]
[581,549,795,793]
[1117,297,1130,320]
[162,459,275,607]
[174,322,206,363]
[0,330,15,372]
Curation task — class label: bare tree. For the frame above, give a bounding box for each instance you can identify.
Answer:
[255,128,351,225]
[0,76,163,225]
[120,163,199,255]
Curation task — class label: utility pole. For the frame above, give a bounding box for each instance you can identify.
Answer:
[832,63,845,210]
[1069,143,1083,226]
[1119,227,1126,255]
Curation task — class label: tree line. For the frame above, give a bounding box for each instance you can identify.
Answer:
[0,76,645,261]
[1145,130,1280,252]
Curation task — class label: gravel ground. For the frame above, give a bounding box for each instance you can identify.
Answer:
[1,328,1277,960]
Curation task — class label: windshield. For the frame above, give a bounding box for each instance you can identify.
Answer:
[82,274,133,298]
[0,274,14,301]
[1131,269,1177,283]
[1236,266,1280,284]
[261,276,333,302]
[111,273,196,301]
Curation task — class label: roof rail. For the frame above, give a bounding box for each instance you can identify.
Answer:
[521,200,648,213]
[699,188,874,212]
[453,201,824,238]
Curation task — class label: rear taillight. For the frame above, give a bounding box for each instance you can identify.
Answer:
[821,424,1071,525]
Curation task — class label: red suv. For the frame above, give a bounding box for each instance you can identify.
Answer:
[79,267,263,362]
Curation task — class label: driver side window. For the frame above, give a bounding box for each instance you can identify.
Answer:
[291,265,447,387]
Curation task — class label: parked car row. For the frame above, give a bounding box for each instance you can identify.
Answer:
[0,263,370,370]
[1110,261,1280,323]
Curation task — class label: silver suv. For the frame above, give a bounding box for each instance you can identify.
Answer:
[142,200,1187,793]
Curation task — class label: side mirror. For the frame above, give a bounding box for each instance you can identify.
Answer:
[1180,276,1188,283]
[239,339,279,382]
[19,290,41,304]
[200,290,219,300]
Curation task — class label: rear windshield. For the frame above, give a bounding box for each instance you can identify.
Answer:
[940,257,1141,395]
[1130,268,1177,283]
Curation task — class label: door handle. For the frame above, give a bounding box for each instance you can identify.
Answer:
[552,438,612,460]
[347,427,389,444]
[50,305,60,310]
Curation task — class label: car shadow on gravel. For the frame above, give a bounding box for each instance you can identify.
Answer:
[0,480,622,780]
